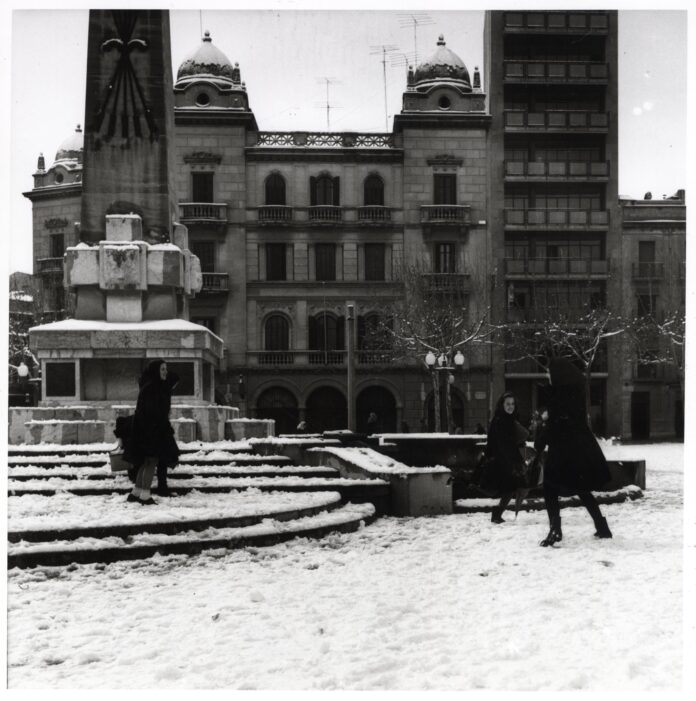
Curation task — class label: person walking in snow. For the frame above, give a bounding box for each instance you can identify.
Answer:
[537,357,612,546]
[483,391,529,523]
[126,359,180,505]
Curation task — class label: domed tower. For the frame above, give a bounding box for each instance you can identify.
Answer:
[31,124,84,189]
[173,30,255,116]
[401,35,485,113]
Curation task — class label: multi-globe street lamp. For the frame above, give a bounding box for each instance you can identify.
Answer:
[424,350,467,432]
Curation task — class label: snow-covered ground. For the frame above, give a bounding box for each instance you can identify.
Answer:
[6,443,688,690]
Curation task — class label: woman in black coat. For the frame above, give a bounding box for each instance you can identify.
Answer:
[537,357,612,546]
[126,359,180,505]
[484,391,529,523]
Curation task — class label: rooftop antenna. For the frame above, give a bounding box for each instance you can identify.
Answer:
[199,11,203,39]
[369,44,400,131]
[397,13,435,66]
[314,77,343,130]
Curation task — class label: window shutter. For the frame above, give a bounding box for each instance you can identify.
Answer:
[333,176,340,206]
[310,176,317,206]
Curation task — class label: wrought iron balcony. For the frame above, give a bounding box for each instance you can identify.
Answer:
[253,131,396,149]
[504,61,609,82]
[504,160,609,179]
[420,205,471,224]
[179,202,227,222]
[36,257,64,275]
[504,208,609,229]
[357,206,392,223]
[200,272,230,293]
[422,273,471,292]
[504,110,610,131]
[503,11,609,33]
[308,206,343,223]
[504,258,609,277]
[632,262,664,280]
[258,205,293,223]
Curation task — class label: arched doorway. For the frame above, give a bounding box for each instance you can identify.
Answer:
[306,387,347,433]
[356,386,397,433]
[426,388,465,433]
[256,387,299,435]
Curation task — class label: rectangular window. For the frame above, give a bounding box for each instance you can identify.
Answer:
[46,362,76,397]
[435,243,455,273]
[50,234,65,259]
[191,317,217,334]
[315,244,336,281]
[266,243,287,281]
[191,241,215,272]
[364,244,385,281]
[433,174,457,205]
[192,172,214,203]
[166,362,195,395]
[638,240,656,262]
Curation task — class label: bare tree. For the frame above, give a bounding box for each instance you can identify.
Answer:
[376,261,494,432]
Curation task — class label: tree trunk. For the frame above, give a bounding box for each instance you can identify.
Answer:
[445,374,453,433]
[432,371,441,432]
[584,365,593,431]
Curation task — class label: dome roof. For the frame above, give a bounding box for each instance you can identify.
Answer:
[54,125,83,164]
[176,31,236,85]
[414,35,471,89]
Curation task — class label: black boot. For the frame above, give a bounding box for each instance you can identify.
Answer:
[593,516,613,539]
[540,519,562,547]
[491,508,505,524]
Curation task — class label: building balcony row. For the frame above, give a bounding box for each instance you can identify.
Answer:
[504,61,609,83]
[504,160,609,180]
[247,350,396,367]
[504,208,609,229]
[504,110,610,132]
[503,11,610,34]
[504,257,610,277]
[181,204,472,226]
[505,356,608,375]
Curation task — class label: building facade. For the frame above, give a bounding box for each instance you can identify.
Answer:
[21,11,685,437]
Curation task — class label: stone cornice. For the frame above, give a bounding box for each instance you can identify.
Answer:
[393,113,492,132]
[23,184,82,201]
[174,109,259,131]
[245,148,404,164]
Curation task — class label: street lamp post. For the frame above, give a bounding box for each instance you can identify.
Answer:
[346,303,356,431]
[425,349,466,433]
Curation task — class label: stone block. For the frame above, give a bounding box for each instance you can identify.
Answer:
[77,421,106,444]
[171,223,189,250]
[74,288,106,320]
[66,246,100,287]
[225,419,274,441]
[105,214,143,242]
[143,291,177,320]
[172,418,198,443]
[99,243,147,291]
[106,293,143,322]
[8,408,34,444]
[147,248,184,287]
[54,407,98,420]
[186,250,203,294]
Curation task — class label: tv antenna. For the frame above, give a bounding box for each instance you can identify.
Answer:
[314,77,343,130]
[369,44,400,131]
[397,13,435,66]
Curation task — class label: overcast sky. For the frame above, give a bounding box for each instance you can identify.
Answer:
[4,3,689,274]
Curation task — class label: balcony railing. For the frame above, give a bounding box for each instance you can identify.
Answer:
[422,273,471,292]
[503,11,609,33]
[247,349,398,367]
[308,206,343,223]
[504,61,609,82]
[504,110,609,131]
[504,258,609,276]
[358,206,392,223]
[258,205,293,223]
[253,132,396,149]
[309,350,345,365]
[179,202,227,222]
[504,208,609,228]
[505,160,609,179]
[200,272,230,292]
[420,205,472,224]
[632,262,665,280]
[36,257,64,275]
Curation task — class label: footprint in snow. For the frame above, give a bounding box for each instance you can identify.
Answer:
[598,560,614,567]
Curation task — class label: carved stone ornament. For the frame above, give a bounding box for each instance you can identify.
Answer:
[183,151,223,164]
[45,218,69,230]
[427,154,464,166]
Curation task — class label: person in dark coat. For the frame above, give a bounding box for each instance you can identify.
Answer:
[537,357,612,546]
[484,391,529,523]
[126,359,180,504]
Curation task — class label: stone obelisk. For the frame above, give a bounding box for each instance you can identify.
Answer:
[80,9,178,243]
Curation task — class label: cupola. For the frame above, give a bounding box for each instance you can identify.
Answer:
[414,35,471,91]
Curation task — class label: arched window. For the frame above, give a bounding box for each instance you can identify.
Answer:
[310,174,340,206]
[265,173,286,205]
[308,313,344,350]
[264,314,290,350]
[364,174,385,206]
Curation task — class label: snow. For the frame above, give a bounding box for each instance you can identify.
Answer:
[308,446,450,475]
[8,491,342,533]
[6,442,688,690]
[249,437,342,446]
[28,318,223,340]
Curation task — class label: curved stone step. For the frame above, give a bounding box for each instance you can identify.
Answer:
[8,502,377,569]
[8,491,343,543]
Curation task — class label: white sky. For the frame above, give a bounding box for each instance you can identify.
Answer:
[2,2,690,275]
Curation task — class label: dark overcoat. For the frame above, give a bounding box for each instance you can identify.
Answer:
[484,410,529,494]
[539,358,611,494]
[127,362,180,469]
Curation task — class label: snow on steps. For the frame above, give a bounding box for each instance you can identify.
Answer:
[8,502,376,569]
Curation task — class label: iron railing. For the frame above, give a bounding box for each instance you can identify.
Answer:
[503,11,609,32]
[504,160,609,178]
[504,208,609,227]
[420,205,471,223]
[504,258,610,276]
[504,61,609,82]
[504,110,609,130]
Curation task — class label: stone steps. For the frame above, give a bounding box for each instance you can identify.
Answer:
[8,502,376,569]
